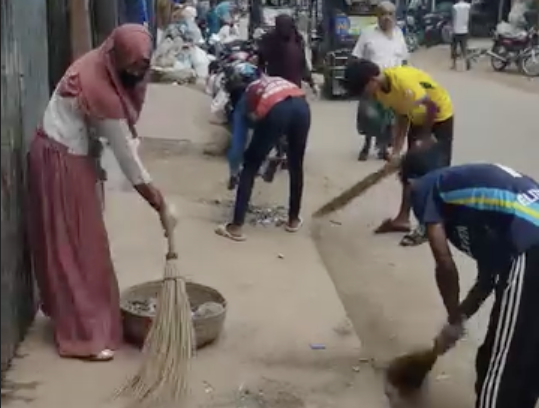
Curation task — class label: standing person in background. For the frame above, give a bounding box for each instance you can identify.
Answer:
[205,0,220,36]
[26,25,176,361]
[451,0,471,70]
[258,14,317,91]
[351,1,408,161]
[214,0,233,26]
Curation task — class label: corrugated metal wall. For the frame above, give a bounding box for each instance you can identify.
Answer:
[1,0,49,372]
[46,0,72,93]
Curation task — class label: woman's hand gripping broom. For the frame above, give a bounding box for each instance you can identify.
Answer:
[118,203,195,407]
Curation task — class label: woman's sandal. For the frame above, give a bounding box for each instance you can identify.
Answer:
[399,227,428,247]
[374,218,411,234]
[285,217,303,233]
[215,223,246,242]
[86,349,114,362]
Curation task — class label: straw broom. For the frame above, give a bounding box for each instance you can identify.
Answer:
[118,209,194,407]
[312,159,402,219]
[386,346,439,397]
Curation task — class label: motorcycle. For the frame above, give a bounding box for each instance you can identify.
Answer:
[520,45,539,77]
[398,16,419,53]
[422,7,453,47]
[488,27,539,74]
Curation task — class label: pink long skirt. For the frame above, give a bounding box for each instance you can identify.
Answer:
[27,130,122,357]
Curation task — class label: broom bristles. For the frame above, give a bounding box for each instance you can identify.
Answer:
[386,348,438,396]
[117,257,194,407]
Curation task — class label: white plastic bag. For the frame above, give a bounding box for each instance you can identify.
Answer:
[206,72,220,95]
[209,88,229,124]
[156,28,165,45]
[189,46,211,78]
[218,24,240,44]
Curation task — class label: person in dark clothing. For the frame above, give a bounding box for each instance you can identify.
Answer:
[215,76,310,241]
[401,151,539,408]
[258,14,317,91]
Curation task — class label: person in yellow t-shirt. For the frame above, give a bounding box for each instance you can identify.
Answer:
[343,59,455,246]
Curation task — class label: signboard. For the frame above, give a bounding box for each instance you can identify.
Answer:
[348,15,378,35]
[334,14,378,37]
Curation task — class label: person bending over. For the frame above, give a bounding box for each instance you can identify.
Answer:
[216,75,311,241]
[401,151,539,408]
[343,58,454,247]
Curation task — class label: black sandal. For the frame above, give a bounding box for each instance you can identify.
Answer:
[400,226,428,247]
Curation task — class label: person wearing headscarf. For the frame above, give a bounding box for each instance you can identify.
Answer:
[258,14,317,91]
[26,24,176,361]
[351,1,408,161]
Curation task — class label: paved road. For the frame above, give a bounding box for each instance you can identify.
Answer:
[308,57,538,407]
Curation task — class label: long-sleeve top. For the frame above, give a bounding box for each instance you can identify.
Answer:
[227,93,251,175]
[42,91,151,186]
[258,33,313,87]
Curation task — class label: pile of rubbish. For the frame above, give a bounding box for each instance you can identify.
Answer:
[152,7,242,84]
[495,0,536,38]
[125,297,225,319]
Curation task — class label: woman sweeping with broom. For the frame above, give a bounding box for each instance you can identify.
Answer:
[27,24,176,361]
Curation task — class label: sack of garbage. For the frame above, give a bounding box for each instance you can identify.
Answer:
[495,21,527,38]
[189,45,211,79]
[508,1,529,29]
[153,36,186,68]
[206,71,224,96]
[180,18,204,43]
[218,24,240,44]
[209,88,229,124]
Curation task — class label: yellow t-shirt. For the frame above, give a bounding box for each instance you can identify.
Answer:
[375,66,453,125]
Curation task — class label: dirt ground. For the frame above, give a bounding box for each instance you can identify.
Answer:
[2,48,538,408]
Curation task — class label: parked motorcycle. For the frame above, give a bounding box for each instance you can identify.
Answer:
[520,45,539,77]
[488,27,539,74]
[398,16,419,53]
[423,11,452,47]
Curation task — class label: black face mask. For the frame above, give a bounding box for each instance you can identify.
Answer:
[119,71,145,88]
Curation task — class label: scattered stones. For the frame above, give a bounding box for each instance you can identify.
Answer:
[200,198,289,227]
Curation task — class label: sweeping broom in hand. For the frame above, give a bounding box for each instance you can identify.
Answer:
[385,345,439,398]
[313,158,402,218]
[118,207,194,407]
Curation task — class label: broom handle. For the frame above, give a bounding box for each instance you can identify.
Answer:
[164,217,178,260]
[312,159,401,218]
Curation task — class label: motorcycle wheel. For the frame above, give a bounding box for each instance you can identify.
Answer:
[519,47,539,78]
[490,45,509,72]
[406,34,419,52]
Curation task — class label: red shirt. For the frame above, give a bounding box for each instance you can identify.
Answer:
[245,76,305,120]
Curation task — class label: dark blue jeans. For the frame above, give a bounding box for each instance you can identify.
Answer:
[232,97,311,226]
